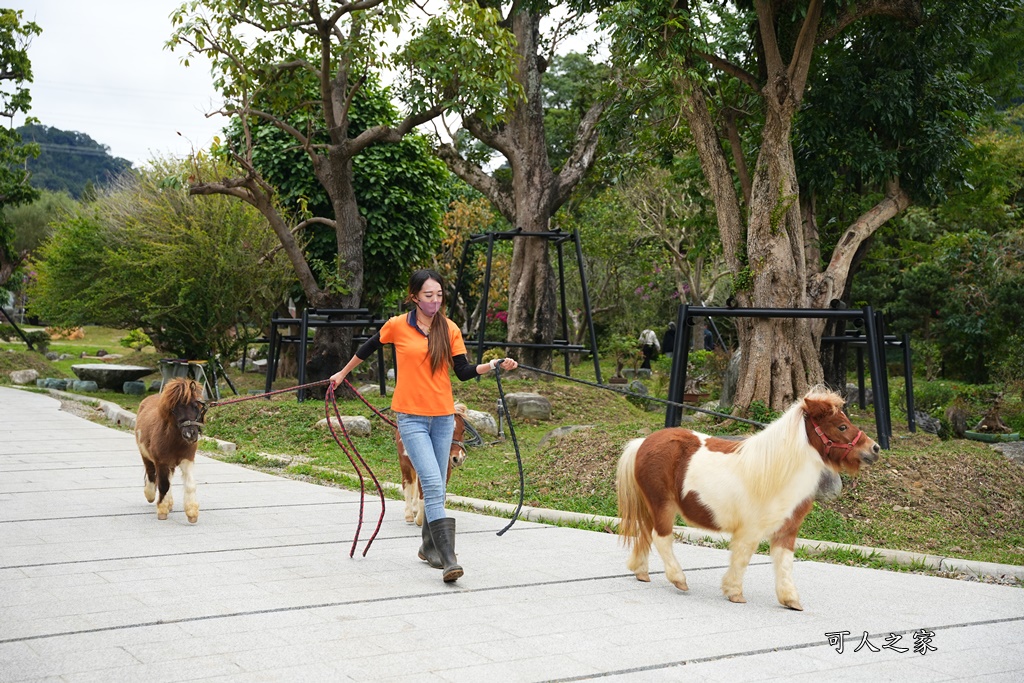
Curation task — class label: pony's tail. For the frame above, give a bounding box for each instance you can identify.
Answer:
[616,438,652,552]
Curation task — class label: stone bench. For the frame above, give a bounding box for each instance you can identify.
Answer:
[71,364,156,391]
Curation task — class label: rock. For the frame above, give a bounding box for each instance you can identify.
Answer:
[626,380,651,410]
[71,380,99,392]
[149,380,163,392]
[71,364,155,391]
[464,409,498,436]
[96,349,107,357]
[357,383,393,396]
[502,392,552,421]
[314,415,372,437]
[844,383,873,406]
[815,468,843,501]
[123,381,147,395]
[35,378,46,387]
[80,351,87,358]
[251,358,268,374]
[58,353,74,361]
[43,378,68,390]
[538,425,593,448]
[387,368,396,381]
[8,369,38,385]
[719,350,741,409]
[45,351,59,361]
[622,368,652,379]
[915,411,942,435]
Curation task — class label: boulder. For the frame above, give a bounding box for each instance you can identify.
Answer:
[8,369,38,385]
[149,380,163,392]
[315,415,372,437]
[71,364,155,391]
[71,380,98,392]
[844,383,873,406]
[96,349,108,357]
[915,411,942,435]
[58,353,74,361]
[251,358,268,374]
[357,383,394,396]
[123,381,147,395]
[43,378,68,390]
[502,392,552,421]
[626,380,651,410]
[464,409,498,436]
[45,351,59,361]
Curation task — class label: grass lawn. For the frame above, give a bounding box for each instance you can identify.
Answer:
[4,333,1022,575]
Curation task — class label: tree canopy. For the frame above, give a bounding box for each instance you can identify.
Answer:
[0,8,41,293]
[29,157,294,359]
[17,124,133,199]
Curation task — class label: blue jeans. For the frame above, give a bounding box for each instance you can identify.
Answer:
[395,412,455,523]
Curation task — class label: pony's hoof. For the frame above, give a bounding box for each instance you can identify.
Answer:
[144,487,156,503]
[157,512,168,520]
[404,513,415,523]
[635,572,650,583]
[782,599,803,611]
[727,593,747,604]
[185,504,199,523]
[670,578,689,592]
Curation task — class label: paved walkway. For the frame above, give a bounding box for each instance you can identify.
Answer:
[2,386,1023,682]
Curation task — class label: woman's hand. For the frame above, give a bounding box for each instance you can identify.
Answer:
[329,369,348,389]
[491,357,518,372]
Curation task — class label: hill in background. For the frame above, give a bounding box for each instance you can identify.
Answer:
[18,124,133,199]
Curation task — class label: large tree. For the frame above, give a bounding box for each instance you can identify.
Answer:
[598,0,1020,411]
[168,0,517,384]
[0,8,41,292]
[435,5,611,369]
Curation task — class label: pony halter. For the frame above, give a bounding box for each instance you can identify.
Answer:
[810,419,863,460]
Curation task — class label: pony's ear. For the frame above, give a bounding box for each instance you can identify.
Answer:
[802,396,838,420]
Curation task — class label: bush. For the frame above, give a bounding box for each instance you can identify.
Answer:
[119,328,153,351]
[24,330,49,354]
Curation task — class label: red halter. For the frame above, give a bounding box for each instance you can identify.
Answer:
[810,418,863,460]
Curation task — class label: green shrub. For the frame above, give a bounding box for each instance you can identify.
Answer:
[24,330,49,354]
[119,328,153,351]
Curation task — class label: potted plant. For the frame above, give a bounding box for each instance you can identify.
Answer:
[605,334,642,384]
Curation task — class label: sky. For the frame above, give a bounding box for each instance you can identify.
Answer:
[9,0,226,166]
[9,1,603,169]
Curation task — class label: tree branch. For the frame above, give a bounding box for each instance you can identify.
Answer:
[787,0,823,100]
[811,179,911,305]
[554,99,608,208]
[819,0,924,42]
[754,0,785,80]
[463,114,512,160]
[722,108,752,208]
[349,103,446,155]
[435,142,515,225]
[696,51,761,91]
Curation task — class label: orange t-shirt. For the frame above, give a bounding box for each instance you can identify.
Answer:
[378,311,468,416]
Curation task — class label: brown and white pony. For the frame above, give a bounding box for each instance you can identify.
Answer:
[616,388,880,610]
[398,403,468,526]
[135,378,207,523]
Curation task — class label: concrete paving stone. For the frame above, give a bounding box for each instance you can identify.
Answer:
[3,386,1024,682]
[0,645,143,682]
[56,654,245,683]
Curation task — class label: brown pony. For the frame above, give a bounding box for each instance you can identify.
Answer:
[397,404,468,526]
[135,378,207,523]
[616,387,880,610]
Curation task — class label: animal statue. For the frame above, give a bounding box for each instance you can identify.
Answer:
[398,403,468,526]
[135,378,207,522]
[616,387,880,610]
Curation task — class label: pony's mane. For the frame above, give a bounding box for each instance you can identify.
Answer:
[160,378,203,410]
[735,386,845,499]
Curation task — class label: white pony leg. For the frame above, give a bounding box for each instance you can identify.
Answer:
[143,471,156,503]
[402,476,418,524]
[721,536,758,603]
[414,496,424,527]
[180,459,199,524]
[626,541,652,582]
[770,545,802,610]
[652,532,688,591]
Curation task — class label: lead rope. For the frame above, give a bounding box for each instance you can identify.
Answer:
[324,383,386,557]
[492,364,524,536]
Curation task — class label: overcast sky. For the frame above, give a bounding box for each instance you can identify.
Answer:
[9,2,603,169]
[10,0,228,166]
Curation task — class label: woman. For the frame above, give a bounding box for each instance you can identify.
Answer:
[330,269,517,583]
